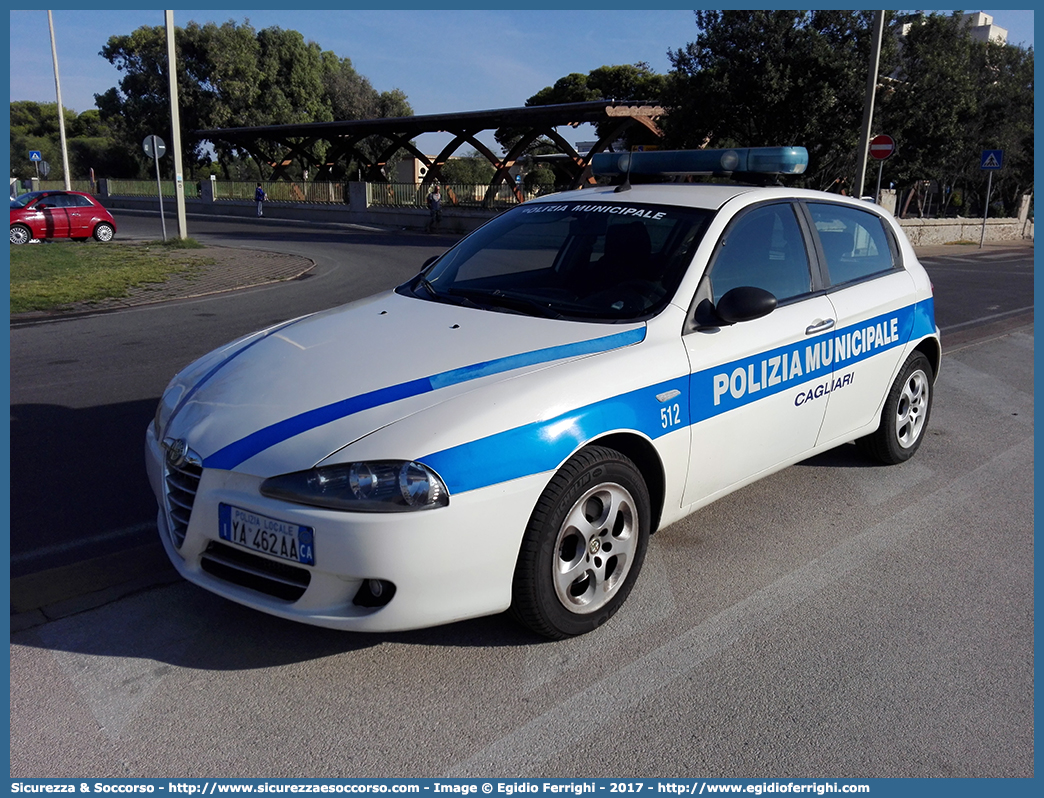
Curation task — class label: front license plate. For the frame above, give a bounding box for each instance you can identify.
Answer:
[218,504,315,566]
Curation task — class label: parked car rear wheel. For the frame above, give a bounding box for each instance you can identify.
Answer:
[858,351,934,464]
[93,222,115,242]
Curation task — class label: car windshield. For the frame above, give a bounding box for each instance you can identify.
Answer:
[11,193,39,209]
[398,200,713,322]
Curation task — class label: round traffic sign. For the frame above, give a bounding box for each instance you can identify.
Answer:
[143,135,167,159]
[869,134,895,160]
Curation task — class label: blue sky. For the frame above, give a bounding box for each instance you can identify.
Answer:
[8,6,1037,157]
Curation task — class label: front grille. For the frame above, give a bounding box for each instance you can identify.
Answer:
[164,459,202,549]
[201,541,311,602]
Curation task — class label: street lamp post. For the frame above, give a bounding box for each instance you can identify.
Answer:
[47,11,71,190]
[854,10,886,199]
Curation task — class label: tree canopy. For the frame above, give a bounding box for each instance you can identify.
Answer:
[660,10,1032,214]
[10,101,126,181]
[93,19,411,179]
[662,10,898,192]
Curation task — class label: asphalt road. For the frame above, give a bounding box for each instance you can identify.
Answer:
[10,213,456,580]
[8,214,1034,777]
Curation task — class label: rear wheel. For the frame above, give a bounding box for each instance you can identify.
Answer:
[858,351,934,464]
[511,446,650,638]
[10,225,31,245]
[93,222,115,242]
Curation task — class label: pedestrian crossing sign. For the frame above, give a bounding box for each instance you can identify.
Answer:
[980,150,1004,170]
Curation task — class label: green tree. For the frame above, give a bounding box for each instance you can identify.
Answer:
[10,100,123,181]
[440,151,496,185]
[879,13,1033,216]
[96,19,412,179]
[662,10,897,191]
[497,62,667,156]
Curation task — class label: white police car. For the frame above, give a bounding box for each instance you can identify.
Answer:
[146,148,940,639]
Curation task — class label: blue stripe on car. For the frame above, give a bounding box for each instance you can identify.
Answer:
[422,377,689,495]
[423,299,937,495]
[202,327,646,470]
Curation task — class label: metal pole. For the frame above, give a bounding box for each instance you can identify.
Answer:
[47,11,71,190]
[854,10,886,198]
[153,135,168,241]
[979,171,993,249]
[875,161,884,205]
[165,10,188,238]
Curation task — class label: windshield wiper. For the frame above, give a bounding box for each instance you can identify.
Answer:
[416,277,440,299]
[447,288,563,319]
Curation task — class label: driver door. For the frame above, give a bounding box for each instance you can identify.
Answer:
[32,195,70,238]
[682,202,835,506]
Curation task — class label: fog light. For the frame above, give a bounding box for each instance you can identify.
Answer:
[353,579,396,608]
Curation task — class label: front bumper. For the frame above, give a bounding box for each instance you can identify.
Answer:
[146,427,546,632]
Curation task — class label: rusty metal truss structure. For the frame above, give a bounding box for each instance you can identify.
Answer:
[195,101,664,204]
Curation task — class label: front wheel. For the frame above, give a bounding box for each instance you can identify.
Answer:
[93,222,115,242]
[858,351,934,464]
[11,225,31,245]
[511,446,650,639]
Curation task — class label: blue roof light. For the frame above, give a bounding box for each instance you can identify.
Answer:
[591,147,809,177]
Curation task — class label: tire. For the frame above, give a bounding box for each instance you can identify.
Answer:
[858,351,934,464]
[93,222,115,242]
[511,446,650,639]
[11,225,31,245]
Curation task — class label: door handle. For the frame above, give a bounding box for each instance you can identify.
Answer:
[805,318,836,335]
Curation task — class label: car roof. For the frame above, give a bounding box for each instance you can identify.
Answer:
[529,183,759,211]
[19,190,89,199]
[526,182,894,216]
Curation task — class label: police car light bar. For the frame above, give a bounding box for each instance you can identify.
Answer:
[591,147,809,177]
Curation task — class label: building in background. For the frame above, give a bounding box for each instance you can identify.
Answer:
[961,12,1008,45]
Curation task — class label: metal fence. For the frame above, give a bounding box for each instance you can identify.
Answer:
[217,180,348,204]
[102,179,196,198]
[367,182,538,209]
[32,178,538,209]
[32,180,97,194]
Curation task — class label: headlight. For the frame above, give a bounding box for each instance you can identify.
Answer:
[260,461,449,512]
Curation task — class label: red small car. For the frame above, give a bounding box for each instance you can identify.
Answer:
[10,190,117,245]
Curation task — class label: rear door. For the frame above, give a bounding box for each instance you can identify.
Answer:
[803,202,919,448]
[64,194,98,237]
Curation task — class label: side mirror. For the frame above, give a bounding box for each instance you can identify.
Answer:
[36,203,51,210]
[715,286,777,325]
[421,255,440,271]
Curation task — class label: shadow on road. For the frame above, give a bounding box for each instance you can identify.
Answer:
[10,398,161,577]
[13,577,547,668]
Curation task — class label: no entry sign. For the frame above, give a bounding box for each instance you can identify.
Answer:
[869,134,895,160]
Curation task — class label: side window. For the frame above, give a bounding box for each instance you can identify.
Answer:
[68,195,95,208]
[708,204,812,303]
[809,203,897,285]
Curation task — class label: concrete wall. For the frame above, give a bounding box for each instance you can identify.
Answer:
[97,180,1034,243]
[896,193,1033,245]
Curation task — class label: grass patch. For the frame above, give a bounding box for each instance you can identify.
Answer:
[9,239,211,313]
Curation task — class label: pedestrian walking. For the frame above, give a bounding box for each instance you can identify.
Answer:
[255,183,268,217]
[426,185,442,232]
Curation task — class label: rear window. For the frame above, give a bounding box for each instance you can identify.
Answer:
[809,203,898,285]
